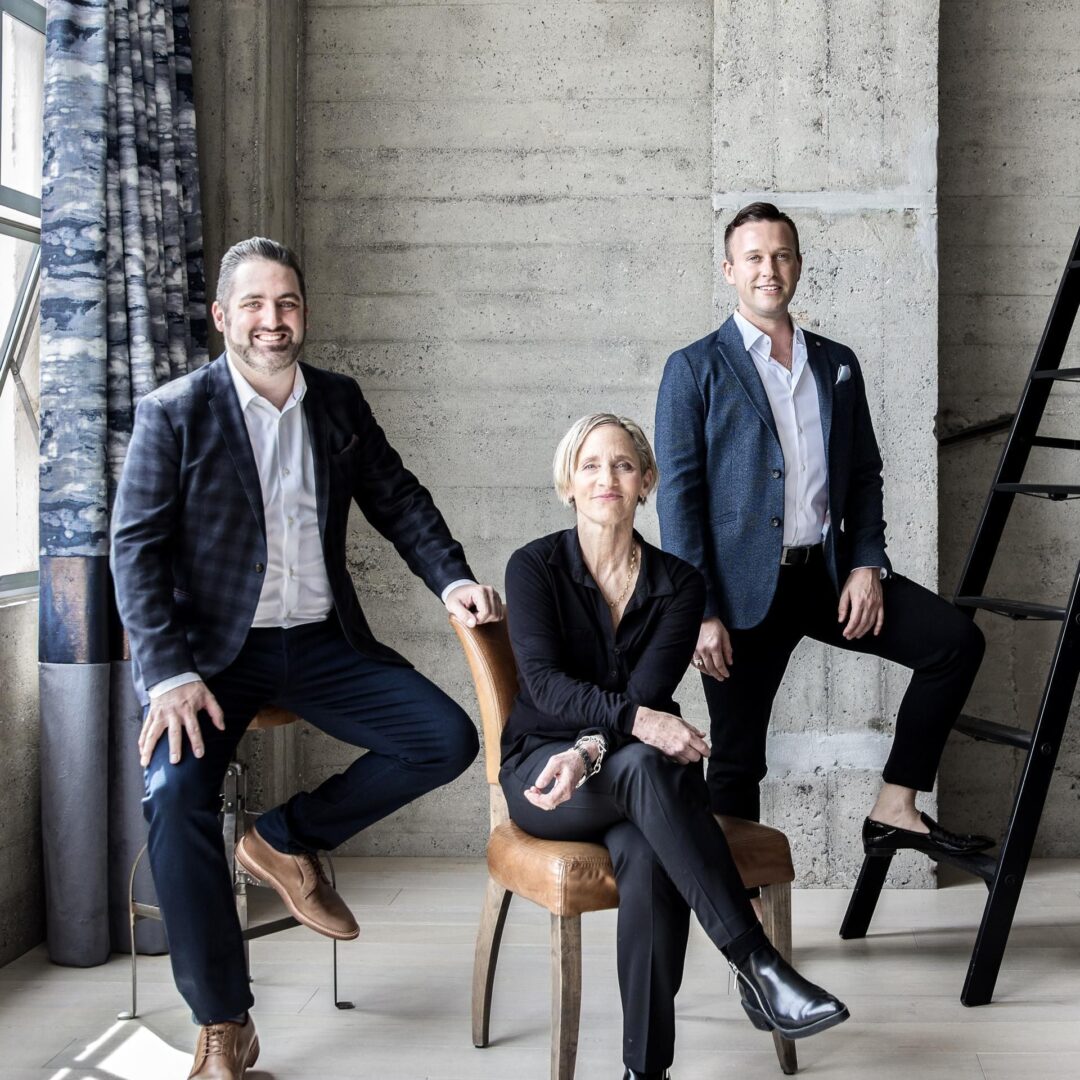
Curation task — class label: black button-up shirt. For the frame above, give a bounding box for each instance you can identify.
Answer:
[501,528,706,764]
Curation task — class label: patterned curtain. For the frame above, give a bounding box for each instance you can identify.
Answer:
[39,0,205,965]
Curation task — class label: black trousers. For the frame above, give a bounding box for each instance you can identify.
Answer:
[703,551,986,820]
[502,741,760,1074]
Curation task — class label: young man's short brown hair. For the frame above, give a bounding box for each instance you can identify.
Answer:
[723,202,801,262]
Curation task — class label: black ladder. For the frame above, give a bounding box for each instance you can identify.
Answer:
[839,224,1080,1006]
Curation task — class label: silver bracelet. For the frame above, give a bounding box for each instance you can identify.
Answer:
[573,734,608,788]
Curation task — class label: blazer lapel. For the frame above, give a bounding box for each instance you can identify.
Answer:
[299,365,331,541]
[805,335,834,469]
[206,355,267,539]
[715,316,780,446]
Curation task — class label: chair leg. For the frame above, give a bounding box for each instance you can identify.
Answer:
[550,913,582,1080]
[472,877,513,1047]
[760,882,798,1076]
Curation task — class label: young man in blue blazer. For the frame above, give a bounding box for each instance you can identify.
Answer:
[112,237,502,1078]
[655,203,990,878]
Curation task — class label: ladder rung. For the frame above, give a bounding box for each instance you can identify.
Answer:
[935,849,999,885]
[954,713,1033,750]
[994,482,1080,499]
[1031,435,1080,451]
[1030,367,1080,381]
[954,596,1066,620]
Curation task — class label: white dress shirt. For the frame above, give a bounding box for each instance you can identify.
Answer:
[148,356,473,699]
[733,310,829,548]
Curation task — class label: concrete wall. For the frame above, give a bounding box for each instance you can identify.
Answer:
[0,600,42,965]
[295,0,941,884]
[937,0,1080,852]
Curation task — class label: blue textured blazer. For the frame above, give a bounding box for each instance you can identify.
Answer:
[654,315,890,630]
[111,354,474,704]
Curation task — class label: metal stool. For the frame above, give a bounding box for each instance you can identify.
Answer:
[118,707,353,1019]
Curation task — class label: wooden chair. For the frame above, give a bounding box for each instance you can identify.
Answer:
[451,616,799,1079]
[118,707,352,1020]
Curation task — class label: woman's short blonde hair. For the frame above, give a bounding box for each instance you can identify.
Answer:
[552,413,660,507]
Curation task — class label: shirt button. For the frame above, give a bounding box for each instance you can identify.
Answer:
[254,563,265,573]
[282,467,291,477]
[287,515,295,525]
[771,517,781,528]
[771,468,782,479]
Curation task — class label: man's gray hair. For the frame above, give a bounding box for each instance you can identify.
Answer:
[216,237,307,306]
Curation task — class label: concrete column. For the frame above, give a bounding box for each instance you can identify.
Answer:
[189,0,303,812]
[711,0,940,886]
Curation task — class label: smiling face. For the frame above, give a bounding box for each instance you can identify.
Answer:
[571,423,653,530]
[211,258,307,375]
[722,219,802,325]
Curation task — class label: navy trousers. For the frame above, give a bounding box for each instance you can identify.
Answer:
[142,616,478,1024]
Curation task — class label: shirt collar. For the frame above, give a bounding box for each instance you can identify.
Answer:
[732,309,806,363]
[225,351,306,413]
[548,527,674,599]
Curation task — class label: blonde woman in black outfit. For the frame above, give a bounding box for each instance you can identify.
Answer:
[500,414,848,1080]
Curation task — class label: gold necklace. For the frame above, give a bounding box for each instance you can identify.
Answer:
[606,543,639,609]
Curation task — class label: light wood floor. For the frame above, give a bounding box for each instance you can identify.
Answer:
[1,857,1078,1079]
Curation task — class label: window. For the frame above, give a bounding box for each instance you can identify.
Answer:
[0,0,44,592]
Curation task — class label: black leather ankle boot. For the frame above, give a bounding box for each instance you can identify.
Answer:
[730,943,849,1039]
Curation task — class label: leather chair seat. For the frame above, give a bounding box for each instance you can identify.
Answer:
[716,815,796,889]
[487,815,794,919]
[487,822,619,917]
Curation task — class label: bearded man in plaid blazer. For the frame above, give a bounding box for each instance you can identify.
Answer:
[111,237,502,1079]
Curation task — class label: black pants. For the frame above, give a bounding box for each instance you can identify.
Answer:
[142,617,479,1024]
[502,741,761,1074]
[703,552,986,820]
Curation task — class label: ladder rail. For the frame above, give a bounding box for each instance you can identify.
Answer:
[962,559,1080,1005]
[953,226,1080,602]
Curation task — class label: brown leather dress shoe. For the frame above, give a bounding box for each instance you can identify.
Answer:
[188,1016,259,1079]
[235,828,359,940]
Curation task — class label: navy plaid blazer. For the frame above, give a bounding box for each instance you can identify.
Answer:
[654,315,891,630]
[111,354,474,704]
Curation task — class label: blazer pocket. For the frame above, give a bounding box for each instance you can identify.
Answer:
[711,510,737,526]
[332,434,360,459]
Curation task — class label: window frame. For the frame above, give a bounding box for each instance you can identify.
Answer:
[0,0,44,597]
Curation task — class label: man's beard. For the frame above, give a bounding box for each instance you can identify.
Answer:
[226,323,302,374]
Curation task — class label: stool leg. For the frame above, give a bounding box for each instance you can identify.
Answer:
[840,854,893,940]
[118,844,147,1021]
[472,877,512,1047]
[550,914,582,1080]
[326,855,354,1010]
[761,882,798,1075]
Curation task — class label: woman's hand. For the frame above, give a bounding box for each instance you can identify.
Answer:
[524,749,587,810]
[632,707,710,764]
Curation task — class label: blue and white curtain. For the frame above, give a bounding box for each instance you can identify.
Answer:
[39,0,205,965]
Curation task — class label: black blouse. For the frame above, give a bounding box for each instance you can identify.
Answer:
[501,528,706,763]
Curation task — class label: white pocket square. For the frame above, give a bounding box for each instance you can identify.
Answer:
[835,365,851,384]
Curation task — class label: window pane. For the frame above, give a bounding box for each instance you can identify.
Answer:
[0,230,35,349]
[1,12,44,202]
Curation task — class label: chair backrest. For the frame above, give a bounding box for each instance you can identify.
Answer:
[449,615,518,785]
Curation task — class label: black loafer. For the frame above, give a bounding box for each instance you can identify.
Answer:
[623,1071,670,1080]
[730,943,849,1040]
[863,812,995,858]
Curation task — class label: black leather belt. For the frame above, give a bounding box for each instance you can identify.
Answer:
[779,544,822,567]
